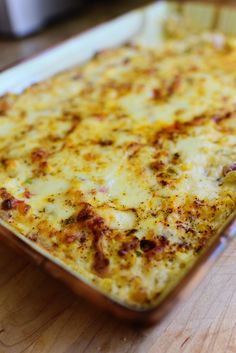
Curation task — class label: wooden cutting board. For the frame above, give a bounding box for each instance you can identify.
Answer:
[0,238,236,353]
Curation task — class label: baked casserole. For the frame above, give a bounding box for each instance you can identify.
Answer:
[0,32,236,308]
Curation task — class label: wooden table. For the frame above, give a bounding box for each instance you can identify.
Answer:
[1,1,236,352]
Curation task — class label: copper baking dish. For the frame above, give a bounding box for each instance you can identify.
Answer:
[1,0,236,326]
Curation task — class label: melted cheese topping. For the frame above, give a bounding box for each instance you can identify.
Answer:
[0,34,236,308]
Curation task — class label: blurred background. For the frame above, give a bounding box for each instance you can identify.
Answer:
[0,0,235,71]
[0,0,154,71]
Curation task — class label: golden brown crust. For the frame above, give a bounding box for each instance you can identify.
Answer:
[0,34,236,307]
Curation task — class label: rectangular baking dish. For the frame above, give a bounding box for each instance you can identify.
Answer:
[1,0,236,325]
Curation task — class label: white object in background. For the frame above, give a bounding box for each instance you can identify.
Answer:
[0,0,81,37]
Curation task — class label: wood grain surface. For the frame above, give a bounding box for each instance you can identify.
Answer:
[1,1,236,352]
[1,239,236,353]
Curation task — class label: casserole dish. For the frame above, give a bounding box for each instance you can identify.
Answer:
[0,1,236,325]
